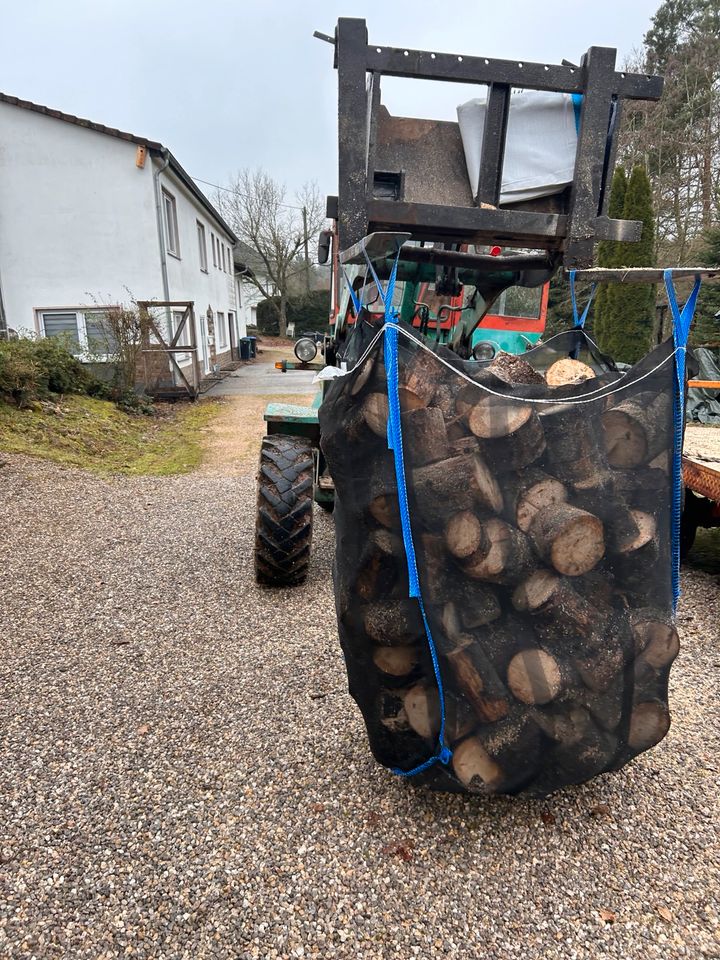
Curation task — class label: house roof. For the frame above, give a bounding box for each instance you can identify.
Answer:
[0,91,238,243]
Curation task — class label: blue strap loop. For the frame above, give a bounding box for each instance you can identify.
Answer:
[569,269,597,329]
[664,269,701,610]
[383,323,452,777]
[341,267,363,316]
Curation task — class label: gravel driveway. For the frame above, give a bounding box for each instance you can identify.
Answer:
[1,453,719,959]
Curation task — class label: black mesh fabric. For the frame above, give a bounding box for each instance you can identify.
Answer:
[319,319,679,797]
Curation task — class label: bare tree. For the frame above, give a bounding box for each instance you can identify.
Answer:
[217,169,326,337]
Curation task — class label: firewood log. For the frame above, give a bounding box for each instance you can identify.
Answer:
[397,348,439,410]
[506,648,564,705]
[412,453,503,527]
[445,510,489,560]
[440,587,502,646]
[627,700,671,751]
[513,570,608,652]
[467,397,546,471]
[502,468,568,533]
[451,735,504,791]
[430,382,456,420]
[571,471,641,553]
[546,358,595,386]
[355,529,405,601]
[613,510,660,587]
[372,645,421,679]
[363,600,424,647]
[601,391,672,468]
[350,351,383,396]
[367,458,400,529]
[489,352,546,385]
[462,518,534,585]
[631,616,680,669]
[401,407,449,467]
[539,403,604,485]
[445,642,511,722]
[611,467,669,513]
[529,502,605,577]
[377,689,412,733]
[403,683,475,743]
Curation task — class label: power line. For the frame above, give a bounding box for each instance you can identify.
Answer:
[191,175,306,211]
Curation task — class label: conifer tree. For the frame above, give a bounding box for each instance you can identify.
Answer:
[593,167,628,343]
[598,166,656,362]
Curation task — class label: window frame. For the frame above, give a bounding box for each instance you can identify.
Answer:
[211,233,217,268]
[196,221,208,273]
[162,188,181,258]
[216,311,227,350]
[37,308,120,361]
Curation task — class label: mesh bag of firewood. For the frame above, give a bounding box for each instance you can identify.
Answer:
[319,278,698,798]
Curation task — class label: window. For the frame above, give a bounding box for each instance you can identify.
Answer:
[216,311,227,350]
[197,222,208,272]
[211,233,217,268]
[227,246,234,274]
[162,189,180,257]
[39,310,117,358]
[41,312,81,353]
[221,245,226,273]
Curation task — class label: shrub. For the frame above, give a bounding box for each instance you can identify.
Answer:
[256,291,330,336]
[0,337,95,407]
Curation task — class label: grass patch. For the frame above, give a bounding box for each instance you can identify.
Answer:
[0,395,221,476]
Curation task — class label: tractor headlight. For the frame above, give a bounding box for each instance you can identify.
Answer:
[472,341,496,361]
[294,337,318,363]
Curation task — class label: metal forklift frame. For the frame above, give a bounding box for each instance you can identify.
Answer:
[325,18,663,269]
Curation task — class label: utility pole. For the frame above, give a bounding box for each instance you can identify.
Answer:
[302,206,310,294]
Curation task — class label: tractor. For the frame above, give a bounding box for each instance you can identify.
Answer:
[254,17,664,587]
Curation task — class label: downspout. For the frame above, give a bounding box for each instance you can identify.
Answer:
[152,148,173,382]
[152,148,171,305]
[0,267,7,338]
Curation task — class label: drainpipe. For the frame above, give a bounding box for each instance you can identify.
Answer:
[152,148,173,382]
[152,147,171,308]
[0,270,7,339]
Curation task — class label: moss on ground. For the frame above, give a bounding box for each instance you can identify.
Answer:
[0,395,221,476]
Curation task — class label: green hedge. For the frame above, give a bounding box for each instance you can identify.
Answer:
[256,291,330,336]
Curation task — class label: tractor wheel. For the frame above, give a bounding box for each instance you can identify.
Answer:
[255,434,315,586]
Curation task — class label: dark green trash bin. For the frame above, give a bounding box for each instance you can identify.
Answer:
[247,336,257,359]
[239,338,251,360]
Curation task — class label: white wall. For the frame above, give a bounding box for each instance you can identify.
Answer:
[0,101,239,373]
[0,102,161,333]
[157,164,237,363]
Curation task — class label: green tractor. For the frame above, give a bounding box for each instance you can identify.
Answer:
[254,18,661,587]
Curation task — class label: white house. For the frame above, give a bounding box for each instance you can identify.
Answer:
[0,92,246,387]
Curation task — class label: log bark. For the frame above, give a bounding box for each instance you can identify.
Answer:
[359,392,389,438]
[355,529,405,601]
[377,689,412,733]
[489,352,546,385]
[412,453,503,526]
[529,502,605,577]
[506,648,564,705]
[367,457,399,529]
[631,617,680,669]
[364,600,424,646]
[397,347,440,411]
[401,407,449,467]
[430,382,456,420]
[513,570,608,652]
[350,351,382,396]
[445,643,511,722]
[539,403,605,485]
[571,471,641,553]
[502,468,568,533]
[613,510,660,587]
[601,391,672,468]
[462,518,534,585]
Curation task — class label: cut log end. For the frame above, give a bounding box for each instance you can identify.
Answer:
[452,736,504,790]
[506,649,563,705]
[627,701,671,751]
[546,358,595,387]
[445,510,486,560]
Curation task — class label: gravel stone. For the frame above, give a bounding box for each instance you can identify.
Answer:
[1,452,719,959]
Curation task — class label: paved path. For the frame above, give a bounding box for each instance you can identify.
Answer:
[205,355,317,397]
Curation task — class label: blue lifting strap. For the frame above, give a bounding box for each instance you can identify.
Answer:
[664,269,701,610]
[569,269,597,329]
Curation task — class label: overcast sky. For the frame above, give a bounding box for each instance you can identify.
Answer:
[1,0,661,205]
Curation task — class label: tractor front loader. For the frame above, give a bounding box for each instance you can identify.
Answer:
[254,17,664,587]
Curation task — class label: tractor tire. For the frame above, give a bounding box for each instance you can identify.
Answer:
[255,434,315,586]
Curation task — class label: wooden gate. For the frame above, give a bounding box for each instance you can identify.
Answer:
[137,301,200,399]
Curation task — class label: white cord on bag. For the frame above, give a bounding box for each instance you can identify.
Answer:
[342,321,679,408]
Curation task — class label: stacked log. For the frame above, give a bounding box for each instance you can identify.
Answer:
[322,334,677,797]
